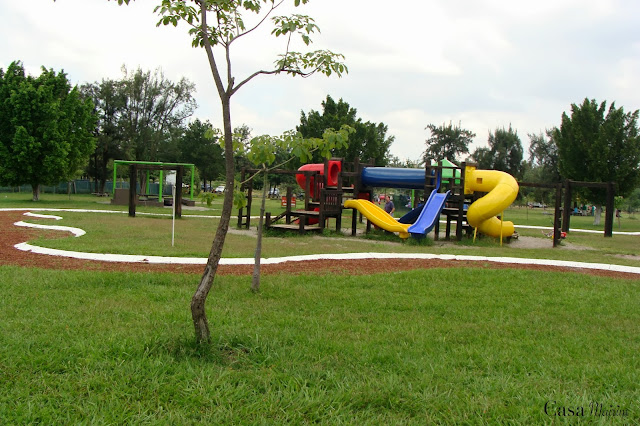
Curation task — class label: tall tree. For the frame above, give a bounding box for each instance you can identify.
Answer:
[241,125,352,293]
[297,95,392,166]
[106,0,347,342]
[0,61,96,200]
[82,68,196,189]
[118,66,197,162]
[179,118,224,186]
[527,129,560,183]
[424,121,474,163]
[553,98,640,224]
[81,78,127,193]
[521,129,561,204]
[471,125,524,179]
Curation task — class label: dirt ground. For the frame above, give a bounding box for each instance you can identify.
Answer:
[1,211,637,280]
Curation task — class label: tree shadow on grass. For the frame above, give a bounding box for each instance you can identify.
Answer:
[142,333,270,368]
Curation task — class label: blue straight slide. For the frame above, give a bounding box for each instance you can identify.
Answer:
[398,203,424,224]
[407,190,451,236]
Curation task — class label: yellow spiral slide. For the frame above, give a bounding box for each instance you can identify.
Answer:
[464,165,519,238]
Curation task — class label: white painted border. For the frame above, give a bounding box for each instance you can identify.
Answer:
[5,208,640,275]
[11,242,640,274]
[23,212,63,220]
[14,221,86,237]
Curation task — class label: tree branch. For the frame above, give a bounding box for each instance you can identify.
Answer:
[199,2,226,99]
[226,44,233,92]
[231,66,317,96]
[228,0,285,46]
[230,69,281,96]
[240,145,321,185]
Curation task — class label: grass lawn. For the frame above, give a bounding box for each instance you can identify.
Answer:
[1,193,639,422]
[1,266,638,423]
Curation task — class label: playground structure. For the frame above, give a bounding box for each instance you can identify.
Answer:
[110,160,196,218]
[238,158,520,241]
[237,158,618,246]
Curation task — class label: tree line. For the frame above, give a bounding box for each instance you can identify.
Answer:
[423,100,640,221]
[2,58,638,220]
[0,62,395,199]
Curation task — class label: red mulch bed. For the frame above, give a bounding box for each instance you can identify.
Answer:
[1,211,638,280]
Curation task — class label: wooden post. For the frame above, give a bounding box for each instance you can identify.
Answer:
[175,166,183,218]
[553,183,562,247]
[443,216,451,241]
[456,162,466,241]
[323,158,329,188]
[244,178,253,229]
[334,190,343,233]
[286,187,292,224]
[128,164,137,217]
[562,179,571,233]
[352,157,361,236]
[304,171,312,209]
[319,189,326,230]
[351,210,358,236]
[237,168,246,228]
[299,215,306,234]
[604,181,614,237]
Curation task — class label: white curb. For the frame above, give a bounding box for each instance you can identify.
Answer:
[5,209,640,275]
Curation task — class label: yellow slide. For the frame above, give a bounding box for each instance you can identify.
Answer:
[344,199,410,239]
[464,166,519,238]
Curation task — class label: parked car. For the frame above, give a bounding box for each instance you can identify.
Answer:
[214,185,226,193]
[529,202,547,208]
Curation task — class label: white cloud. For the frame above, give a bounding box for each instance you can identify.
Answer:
[1,0,639,165]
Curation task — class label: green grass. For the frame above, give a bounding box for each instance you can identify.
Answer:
[1,266,638,423]
[2,193,639,422]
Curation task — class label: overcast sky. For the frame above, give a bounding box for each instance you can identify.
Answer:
[1,0,639,162]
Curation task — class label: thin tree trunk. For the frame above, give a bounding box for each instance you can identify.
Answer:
[593,205,602,226]
[191,96,234,343]
[32,184,40,201]
[251,168,268,293]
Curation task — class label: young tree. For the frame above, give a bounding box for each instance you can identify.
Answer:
[424,121,474,163]
[297,95,392,165]
[553,98,640,224]
[623,187,640,214]
[106,0,347,342]
[241,125,352,293]
[0,61,96,200]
